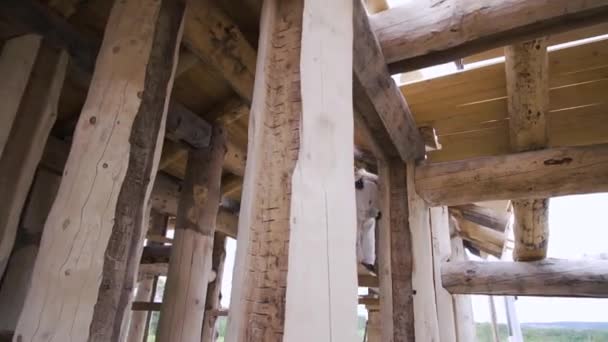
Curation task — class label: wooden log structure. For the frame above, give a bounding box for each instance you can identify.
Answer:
[2,0,247,179]
[442,260,608,298]
[506,38,551,261]
[13,0,185,340]
[227,0,359,340]
[157,126,226,342]
[371,0,608,73]
[0,42,67,278]
[415,144,608,206]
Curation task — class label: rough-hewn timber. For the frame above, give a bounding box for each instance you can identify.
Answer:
[227,0,358,340]
[14,0,184,340]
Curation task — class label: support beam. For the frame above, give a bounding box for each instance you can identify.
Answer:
[429,207,457,342]
[352,0,424,161]
[377,159,415,341]
[450,236,476,342]
[201,234,227,342]
[157,126,226,342]
[371,0,608,73]
[415,144,608,206]
[0,43,67,278]
[442,260,608,297]
[506,38,550,261]
[0,34,41,158]
[14,0,185,340]
[227,1,358,340]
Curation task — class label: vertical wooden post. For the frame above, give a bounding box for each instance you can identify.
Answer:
[227,0,357,341]
[126,210,168,342]
[430,206,457,342]
[201,233,227,342]
[505,38,550,261]
[0,34,41,158]
[450,236,477,342]
[14,0,185,340]
[157,126,227,342]
[0,43,67,278]
[0,169,61,333]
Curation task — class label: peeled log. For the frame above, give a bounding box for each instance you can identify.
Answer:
[506,38,550,262]
[415,144,608,206]
[371,0,608,73]
[442,260,608,298]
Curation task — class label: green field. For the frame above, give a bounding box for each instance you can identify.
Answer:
[476,322,608,342]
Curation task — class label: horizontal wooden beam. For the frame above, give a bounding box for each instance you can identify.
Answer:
[371,0,608,73]
[442,260,608,298]
[415,144,608,206]
[353,0,424,161]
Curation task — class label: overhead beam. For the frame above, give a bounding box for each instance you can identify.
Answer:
[452,217,505,259]
[371,0,608,73]
[506,38,550,261]
[442,260,608,298]
[353,0,424,161]
[415,144,608,206]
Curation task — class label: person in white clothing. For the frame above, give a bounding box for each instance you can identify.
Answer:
[355,168,380,271]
